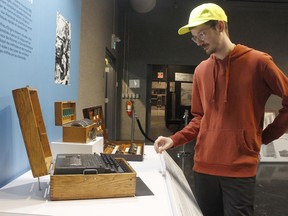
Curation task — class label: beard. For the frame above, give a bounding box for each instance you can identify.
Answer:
[202,43,216,55]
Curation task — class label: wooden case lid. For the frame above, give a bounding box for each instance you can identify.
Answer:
[82,105,108,140]
[12,87,52,178]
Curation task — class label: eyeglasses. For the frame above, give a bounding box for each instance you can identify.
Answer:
[191,26,213,43]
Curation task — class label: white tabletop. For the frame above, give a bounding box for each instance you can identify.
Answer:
[0,146,202,216]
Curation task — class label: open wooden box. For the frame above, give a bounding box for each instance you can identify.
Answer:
[83,105,144,161]
[55,101,98,143]
[12,87,136,201]
[104,140,144,161]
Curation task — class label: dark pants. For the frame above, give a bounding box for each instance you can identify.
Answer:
[194,172,256,216]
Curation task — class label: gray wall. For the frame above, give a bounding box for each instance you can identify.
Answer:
[78,0,117,120]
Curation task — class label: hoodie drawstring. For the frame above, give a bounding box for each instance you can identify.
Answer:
[224,55,231,103]
[211,62,217,102]
[211,54,231,103]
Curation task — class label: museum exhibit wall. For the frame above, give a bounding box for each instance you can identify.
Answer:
[0,0,83,188]
[1,0,288,188]
[0,0,126,188]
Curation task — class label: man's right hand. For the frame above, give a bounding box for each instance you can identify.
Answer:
[154,136,174,153]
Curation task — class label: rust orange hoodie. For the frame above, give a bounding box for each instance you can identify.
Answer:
[170,44,288,177]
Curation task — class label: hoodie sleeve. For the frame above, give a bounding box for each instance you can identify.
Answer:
[261,57,288,144]
[170,72,202,147]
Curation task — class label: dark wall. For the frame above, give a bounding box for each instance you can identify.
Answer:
[117,0,288,139]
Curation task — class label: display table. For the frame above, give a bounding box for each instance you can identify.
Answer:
[0,146,202,216]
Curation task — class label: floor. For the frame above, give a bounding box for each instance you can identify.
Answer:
[146,107,288,216]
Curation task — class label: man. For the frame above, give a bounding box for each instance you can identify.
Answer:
[154,3,288,216]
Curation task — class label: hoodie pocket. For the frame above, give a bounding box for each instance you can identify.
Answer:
[194,129,259,166]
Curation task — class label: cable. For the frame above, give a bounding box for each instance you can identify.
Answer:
[136,117,155,142]
[135,113,190,142]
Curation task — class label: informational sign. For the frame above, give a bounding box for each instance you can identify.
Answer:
[175,72,193,82]
[129,79,140,88]
[0,0,33,60]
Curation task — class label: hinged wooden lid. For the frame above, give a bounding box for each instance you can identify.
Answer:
[12,87,52,178]
[82,105,108,140]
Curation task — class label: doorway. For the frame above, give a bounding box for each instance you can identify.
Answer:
[105,49,117,140]
[146,64,196,143]
[150,81,172,140]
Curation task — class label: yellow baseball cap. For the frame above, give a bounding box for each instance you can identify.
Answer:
[178,3,228,35]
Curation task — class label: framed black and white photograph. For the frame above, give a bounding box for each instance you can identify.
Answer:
[54,12,71,85]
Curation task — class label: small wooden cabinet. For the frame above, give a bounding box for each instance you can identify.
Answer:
[55,101,97,143]
[55,101,76,125]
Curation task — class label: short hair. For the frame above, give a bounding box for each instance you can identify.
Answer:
[206,20,229,37]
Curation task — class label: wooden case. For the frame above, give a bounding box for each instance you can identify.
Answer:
[13,87,136,201]
[55,101,98,143]
[104,140,144,161]
[83,105,144,161]
[55,101,76,125]
[62,121,97,143]
[82,105,108,139]
[50,168,136,201]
